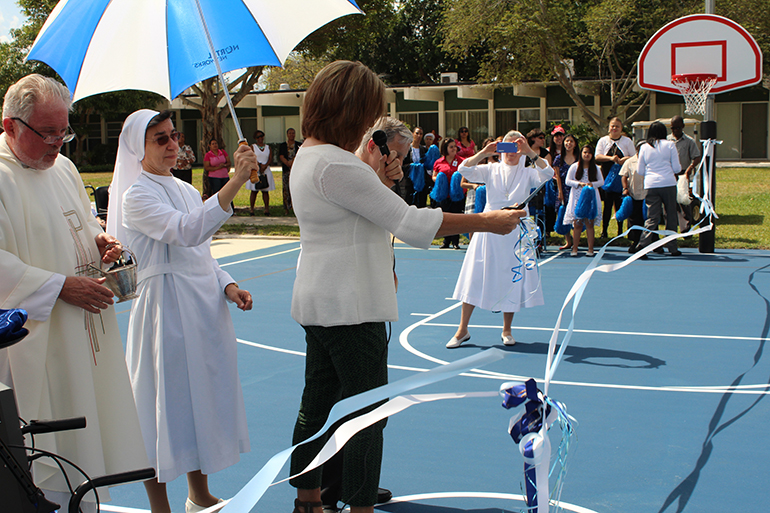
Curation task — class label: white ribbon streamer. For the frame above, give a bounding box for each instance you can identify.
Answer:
[221,349,507,513]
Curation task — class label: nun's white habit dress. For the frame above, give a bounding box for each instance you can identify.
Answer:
[452,158,552,312]
[112,110,249,483]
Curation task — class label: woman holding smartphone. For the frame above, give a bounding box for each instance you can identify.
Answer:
[447,131,554,348]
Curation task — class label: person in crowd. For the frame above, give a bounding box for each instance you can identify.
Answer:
[552,133,580,249]
[619,140,647,253]
[526,128,549,163]
[109,109,256,513]
[279,127,302,215]
[247,129,275,215]
[462,136,495,223]
[287,60,524,513]
[203,138,231,195]
[595,117,635,238]
[525,128,551,240]
[400,126,427,206]
[423,133,440,202]
[547,124,565,165]
[455,126,476,159]
[564,145,604,257]
[433,138,465,249]
[0,74,148,513]
[634,121,682,256]
[172,132,195,184]
[446,132,554,348]
[668,115,701,231]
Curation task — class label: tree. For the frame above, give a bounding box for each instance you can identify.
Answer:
[295,0,482,84]
[442,0,701,135]
[262,54,329,91]
[178,68,263,156]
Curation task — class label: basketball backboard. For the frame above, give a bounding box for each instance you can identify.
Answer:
[638,14,762,95]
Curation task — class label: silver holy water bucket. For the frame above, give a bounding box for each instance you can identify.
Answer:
[88,247,138,302]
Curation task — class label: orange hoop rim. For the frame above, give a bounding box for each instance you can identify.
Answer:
[672,73,718,84]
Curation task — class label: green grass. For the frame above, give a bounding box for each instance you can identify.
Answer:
[82,167,770,249]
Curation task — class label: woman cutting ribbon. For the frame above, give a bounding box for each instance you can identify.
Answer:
[446,131,554,349]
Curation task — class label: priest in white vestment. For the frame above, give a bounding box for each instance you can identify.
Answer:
[0,75,148,511]
[108,109,256,513]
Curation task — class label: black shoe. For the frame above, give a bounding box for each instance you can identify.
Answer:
[628,243,637,254]
[669,250,682,256]
[652,247,664,254]
[440,242,450,249]
[638,253,649,260]
[377,487,393,505]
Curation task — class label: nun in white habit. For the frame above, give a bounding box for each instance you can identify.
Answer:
[107,110,256,513]
[446,131,553,349]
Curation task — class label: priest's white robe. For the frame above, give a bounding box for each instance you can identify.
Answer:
[0,134,148,497]
[452,159,552,312]
[122,172,250,483]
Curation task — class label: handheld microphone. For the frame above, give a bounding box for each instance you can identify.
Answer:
[372,130,390,157]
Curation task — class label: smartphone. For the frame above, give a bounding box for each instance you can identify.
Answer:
[496,142,518,153]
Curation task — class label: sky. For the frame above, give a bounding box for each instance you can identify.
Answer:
[0,0,24,44]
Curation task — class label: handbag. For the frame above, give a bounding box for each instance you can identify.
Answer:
[601,163,623,193]
[251,168,269,190]
[677,174,692,205]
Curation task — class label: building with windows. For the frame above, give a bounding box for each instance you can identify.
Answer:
[66,79,769,165]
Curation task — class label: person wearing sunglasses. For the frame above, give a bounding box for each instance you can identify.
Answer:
[0,74,149,513]
[108,109,258,513]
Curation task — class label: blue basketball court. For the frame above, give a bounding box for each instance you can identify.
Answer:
[101,238,770,513]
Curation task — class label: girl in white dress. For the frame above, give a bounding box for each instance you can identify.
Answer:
[447,131,554,348]
[564,145,604,257]
[247,129,275,215]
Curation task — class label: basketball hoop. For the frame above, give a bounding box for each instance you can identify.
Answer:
[671,73,718,116]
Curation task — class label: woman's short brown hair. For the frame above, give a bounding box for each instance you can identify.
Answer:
[301,61,385,152]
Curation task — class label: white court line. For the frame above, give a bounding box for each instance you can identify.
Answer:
[411,319,770,343]
[386,492,598,513]
[219,246,299,267]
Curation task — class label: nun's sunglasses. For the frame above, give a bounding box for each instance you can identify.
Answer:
[151,131,181,146]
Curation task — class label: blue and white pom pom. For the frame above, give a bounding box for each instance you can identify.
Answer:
[474,185,487,214]
[574,186,597,220]
[449,171,465,202]
[430,172,449,202]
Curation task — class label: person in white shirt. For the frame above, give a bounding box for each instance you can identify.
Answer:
[634,121,683,256]
[287,60,525,513]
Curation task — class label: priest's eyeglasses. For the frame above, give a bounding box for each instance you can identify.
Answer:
[12,117,75,144]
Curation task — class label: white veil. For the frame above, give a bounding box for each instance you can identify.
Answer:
[106,109,159,245]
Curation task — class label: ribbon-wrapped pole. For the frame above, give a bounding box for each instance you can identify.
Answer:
[500,379,567,513]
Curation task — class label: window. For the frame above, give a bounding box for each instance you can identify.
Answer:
[496,110,517,137]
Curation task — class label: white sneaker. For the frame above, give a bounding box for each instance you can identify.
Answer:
[186,498,226,513]
[501,334,516,346]
[446,333,471,348]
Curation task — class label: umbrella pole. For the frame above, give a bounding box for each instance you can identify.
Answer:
[193,0,246,143]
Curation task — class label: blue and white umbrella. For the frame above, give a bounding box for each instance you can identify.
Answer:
[27,0,363,138]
